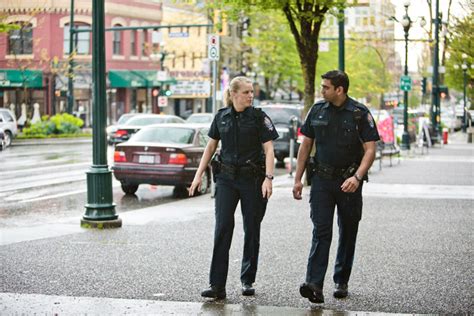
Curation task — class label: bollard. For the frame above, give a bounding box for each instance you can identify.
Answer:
[442,128,448,144]
[468,128,473,144]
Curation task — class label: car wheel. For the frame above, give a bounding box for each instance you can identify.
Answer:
[197,170,210,195]
[4,131,12,147]
[121,183,138,195]
[173,185,188,198]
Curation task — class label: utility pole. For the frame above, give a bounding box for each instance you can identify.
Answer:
[67,0,75,114]
[431,0,440,139]
[81,0,121,229]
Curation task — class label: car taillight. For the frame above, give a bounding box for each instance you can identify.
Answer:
[168,153,187,165]
[115,129,128,137]
[114,151,127,162]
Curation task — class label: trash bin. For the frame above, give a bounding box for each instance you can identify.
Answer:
[442,128,448,144]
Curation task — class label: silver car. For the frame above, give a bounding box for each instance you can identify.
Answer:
[0,108,18,148]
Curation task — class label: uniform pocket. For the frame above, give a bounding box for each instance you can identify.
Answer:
[337,121,359,146]
[311,119,328,142]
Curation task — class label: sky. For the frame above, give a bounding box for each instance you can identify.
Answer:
[391,0,469,72]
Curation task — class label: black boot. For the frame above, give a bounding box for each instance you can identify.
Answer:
[201,286,226,299]
[333,283,348,298]
[241,283,255,296]
[299,282,324,303]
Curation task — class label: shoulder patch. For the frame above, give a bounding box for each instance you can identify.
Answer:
[367,112,375,128]
[263,116,274,131]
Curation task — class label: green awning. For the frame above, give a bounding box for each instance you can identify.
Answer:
[134,70,178,87]
[0,69,43,88]
[108,70,147,88]
[108,70,177,88]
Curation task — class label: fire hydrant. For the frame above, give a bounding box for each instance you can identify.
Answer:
[442,128,449,144]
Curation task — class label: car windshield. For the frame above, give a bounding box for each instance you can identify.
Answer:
[125,116,166,126]
[117,114,135,125]
[261,107,301,124]
[131,127,196,144]
[186,115,213,123]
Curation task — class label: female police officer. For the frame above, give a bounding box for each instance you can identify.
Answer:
[189,76,278,299]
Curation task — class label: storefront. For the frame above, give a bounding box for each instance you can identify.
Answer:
[0,69,44,117]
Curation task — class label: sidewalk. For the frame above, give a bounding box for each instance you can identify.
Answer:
[1,132,472,314]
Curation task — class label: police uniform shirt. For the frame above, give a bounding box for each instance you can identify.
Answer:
[208,106,279,166]
[301,97,380,168]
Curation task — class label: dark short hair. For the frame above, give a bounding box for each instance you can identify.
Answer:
[321,70,349,93]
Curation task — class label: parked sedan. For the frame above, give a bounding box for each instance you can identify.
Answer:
[112,123,211,197]
[108,114,185,145]
[186,113,214,124]
[106,113,138,144]
[0,127,5,151]
[0,108,18,148]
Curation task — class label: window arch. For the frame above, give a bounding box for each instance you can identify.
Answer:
[64,23,91,55]
[8,23,33,55]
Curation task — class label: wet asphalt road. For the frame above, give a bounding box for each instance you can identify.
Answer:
[0,141,289,228]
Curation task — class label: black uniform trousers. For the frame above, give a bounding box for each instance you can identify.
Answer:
[210,174,267,288]
[306,174,363,287]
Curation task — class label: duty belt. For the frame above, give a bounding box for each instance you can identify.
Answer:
[308,158,358,180]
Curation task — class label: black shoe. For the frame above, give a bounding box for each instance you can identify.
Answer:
[201,286,226,299]
[241,283,255,296]
[299,282,324,303]
[333,283,348,299]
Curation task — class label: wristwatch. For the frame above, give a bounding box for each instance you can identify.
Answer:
[354,173,362,182]
[265,174,274,180]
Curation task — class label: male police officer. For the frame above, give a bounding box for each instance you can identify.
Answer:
[293,70,380,303]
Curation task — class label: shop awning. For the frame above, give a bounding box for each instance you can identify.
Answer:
[108,70,146,88]
[0,69,43,88]
[108,70,177,88]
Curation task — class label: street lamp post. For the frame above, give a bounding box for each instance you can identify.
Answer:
[461,53,469,133]
[393,0,426,150]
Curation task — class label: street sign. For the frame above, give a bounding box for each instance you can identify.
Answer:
[400,75,412,91]
[208,34,220,61]
[158,96,168,107]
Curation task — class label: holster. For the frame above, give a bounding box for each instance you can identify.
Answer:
[210,153,222,182]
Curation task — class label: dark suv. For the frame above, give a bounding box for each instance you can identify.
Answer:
[257,103,304,163]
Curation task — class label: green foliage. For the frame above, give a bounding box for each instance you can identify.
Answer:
[445,11,474,104]
[0,22,20,33]
[22,113,84,137]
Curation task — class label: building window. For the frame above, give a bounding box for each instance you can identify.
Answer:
[141,30,147,56]
[64,24,91,55]
[131,30,137,56]
[113,25,122,55]
[8,23,33,55]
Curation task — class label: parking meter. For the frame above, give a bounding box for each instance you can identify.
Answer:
[288,116,299,177]
[288,116,299,139]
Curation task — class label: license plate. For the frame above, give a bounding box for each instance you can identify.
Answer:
[138,155,155,164]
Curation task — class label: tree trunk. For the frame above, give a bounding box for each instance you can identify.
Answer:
[282,2,327,115]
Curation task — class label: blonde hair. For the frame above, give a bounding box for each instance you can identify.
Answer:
[223,76,253,107]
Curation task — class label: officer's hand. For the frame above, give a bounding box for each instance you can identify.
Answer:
[341,176,360,193]
[188,177,202,197]
[262,178,272,199]
[293,181,303,200]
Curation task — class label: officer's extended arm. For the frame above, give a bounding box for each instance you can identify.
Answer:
[293,136,314,200]
[340,141,376,193]
[261,140,275,199]
[189,138,219,196]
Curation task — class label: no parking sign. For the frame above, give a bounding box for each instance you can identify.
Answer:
[208,34,220,61]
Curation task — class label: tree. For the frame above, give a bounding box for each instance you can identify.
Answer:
[209,0,344,112]
[242,10,303,99]
[445,7,474,104]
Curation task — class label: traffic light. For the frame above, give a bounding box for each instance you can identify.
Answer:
[162,85,172,97]
[213,9,228,36]
[421,77,427,95]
